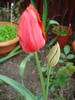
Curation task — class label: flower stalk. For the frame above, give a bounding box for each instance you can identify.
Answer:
[34,52,46,100]
[46,66,50,100]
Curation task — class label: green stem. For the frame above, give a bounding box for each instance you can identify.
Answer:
[46,66,50,100]
[21,79,25,100]
[34,52,46,100]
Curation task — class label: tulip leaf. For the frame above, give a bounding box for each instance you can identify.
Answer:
[42,0,47,34]
[19,53,34,77]
[0,50,23,63]
[36,93,43,100]
[0,75,35,100]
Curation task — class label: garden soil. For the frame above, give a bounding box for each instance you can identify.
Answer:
[0,47,75,100]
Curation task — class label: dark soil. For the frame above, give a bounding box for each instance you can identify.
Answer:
[0,47,48,100]
[0,47,75,100]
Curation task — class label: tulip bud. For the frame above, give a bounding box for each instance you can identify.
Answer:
[47,42,60,67]
[18,5,46,53]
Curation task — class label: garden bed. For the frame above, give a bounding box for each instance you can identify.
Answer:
[0,47,47,100]
[0,47,75,100]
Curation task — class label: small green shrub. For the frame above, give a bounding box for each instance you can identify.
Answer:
[0,24,17,42]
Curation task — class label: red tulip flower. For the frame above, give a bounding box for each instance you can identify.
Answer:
[18,5,46,53]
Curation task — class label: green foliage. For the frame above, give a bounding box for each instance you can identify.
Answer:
[65,62,75,76]
[0,75,35,100]
[41,67,47,73]
[19,53,34,77]
[55,67,68,88]
[12,0,24,9]
[46,20,59,34]
[0,80,4,85]
[60,53,66,59]
[0,24,17,42]
[59,45,74,64]
[50,62,75,93]
[42,0,47,34]
[64,45,70,55]
[47,37,57,47]
[34,52,46,100]
[50,45,75,95]
[56,63,75,87]
[54,28,67,35]
[30,0,36,8]
[67,54,74,60]
[0,45,23,63]
[36,93,43,100]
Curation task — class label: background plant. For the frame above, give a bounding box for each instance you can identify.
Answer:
[59,45,74,64]
[0,43,60,100]
[0,24,17,42]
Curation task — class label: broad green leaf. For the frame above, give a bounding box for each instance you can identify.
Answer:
[30,0,36,8]
[67,54,74,60]
[0,75,35,100]
[60,53,66,59]
[42,0,47,34]
[20,53,34,77]
[64,45,70,55]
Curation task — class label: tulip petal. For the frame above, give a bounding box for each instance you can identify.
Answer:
[18,5,46,53]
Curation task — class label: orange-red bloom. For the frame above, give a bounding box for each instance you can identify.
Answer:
[18,5,46,53]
